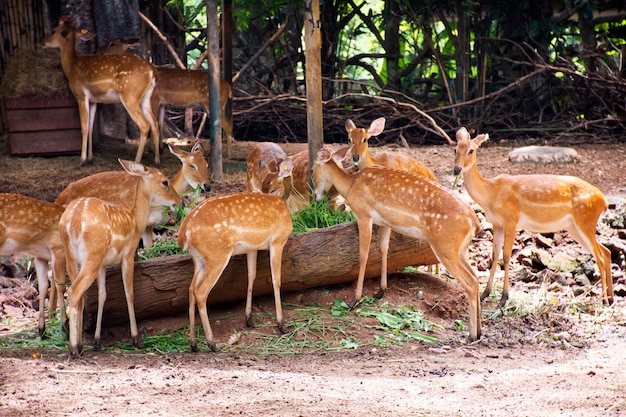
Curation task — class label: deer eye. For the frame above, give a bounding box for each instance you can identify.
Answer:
[191,164,197,170]
[468,149,474,155]
[162,180,169,188]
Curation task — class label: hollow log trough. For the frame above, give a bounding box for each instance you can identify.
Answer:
[84,221,438,326]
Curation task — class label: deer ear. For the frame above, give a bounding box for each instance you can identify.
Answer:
[474,133,489,146]
[168,144,188,161]
[278,159,293,179]
[78,29,96,42]
[456,127,470,142]
[345,119,357,133]
[317,148,332,163]
[333,146,351,162]
[118,159,149,176]
[191,141,204,154]
[367,117,386,136]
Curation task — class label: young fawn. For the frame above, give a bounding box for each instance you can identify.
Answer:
[0,194,66,337]
[346,117,438,182]
[56,142,210,248]
[178,192,293,352]
[453,127,613,306]
[314,147,483,341]
[246,142,293,200]
[59,159,181,357]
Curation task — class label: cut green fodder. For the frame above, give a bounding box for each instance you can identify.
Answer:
[291,193,354,233]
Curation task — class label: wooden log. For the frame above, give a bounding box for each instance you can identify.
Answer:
[84,221,438,326]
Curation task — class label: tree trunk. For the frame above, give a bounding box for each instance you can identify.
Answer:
[84,221,438,326]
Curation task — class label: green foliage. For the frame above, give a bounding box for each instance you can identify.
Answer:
[291,193,355,233]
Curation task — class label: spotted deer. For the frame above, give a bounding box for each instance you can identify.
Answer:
[314,146,482,341]
[0,194,66,337]
[59,159,181,357]
[43,18,160,165]
[453,127,613,306]
[178,192,292,352]
[246,142,293,201]
[55,142,209,248]
[346,117,438,182]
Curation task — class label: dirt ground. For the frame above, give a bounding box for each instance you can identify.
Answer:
[1,135,626,417]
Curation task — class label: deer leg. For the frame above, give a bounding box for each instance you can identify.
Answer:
[481,225,504,302]
[352,217,373,307]
[374,226,391,299]
[569,225,614,305]
[67,268,98,358]
[87,102,97,162]
[77,98,91,165]
[34,258,49,338]
[269,244,286,333]
[93,266,107,351]
[121,254,143,349]
[499,229,517,307]
[245,251,258,328]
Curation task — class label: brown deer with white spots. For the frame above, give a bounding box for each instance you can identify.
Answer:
[453,127,613,306]
[346,117,438,182]
[0,194,66,337]
[246,142,293,201]
[56,141,210,248]
[43,18,160,165]
[314,146,482,341]
[178,192,292,352]
[96,38,234,147]
[59,159,181,357]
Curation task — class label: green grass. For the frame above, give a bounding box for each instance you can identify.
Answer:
[291,192,355,234]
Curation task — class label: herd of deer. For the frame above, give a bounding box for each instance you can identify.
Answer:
[0,19,614,357]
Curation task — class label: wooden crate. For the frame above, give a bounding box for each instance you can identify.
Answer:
[2,96,82,156]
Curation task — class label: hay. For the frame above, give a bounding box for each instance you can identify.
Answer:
[0,48,71,98]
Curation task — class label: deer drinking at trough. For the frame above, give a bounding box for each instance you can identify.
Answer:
[0,194,66,337]
[453,127,613,306]
[177,193,292,352]
[43,18,160,165]
[314,147,483,341]
[59,159,181,357]
[246,142,294,201]
[56,141,210,248]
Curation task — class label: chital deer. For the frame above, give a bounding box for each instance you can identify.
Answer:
[178,192,292,352]
[59,159,181,357]
[347,117,441,274]
[288,148,350,212]
[55,142,209,248]
[346,117,438,182]
[246,142,293,200]
[453,127,613,306]
[0,194,66,337]
[314,147,482,341]
[43,18,160,165]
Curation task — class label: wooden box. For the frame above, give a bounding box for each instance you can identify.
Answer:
[2,96,82,156]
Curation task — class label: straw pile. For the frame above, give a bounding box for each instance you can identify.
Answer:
[0,48,71,98]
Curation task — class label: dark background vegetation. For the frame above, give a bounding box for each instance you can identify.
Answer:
[0,0,625,146]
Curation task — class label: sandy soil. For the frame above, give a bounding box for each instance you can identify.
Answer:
[1,137,625,416]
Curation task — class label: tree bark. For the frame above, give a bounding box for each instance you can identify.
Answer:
[84,221,438,326]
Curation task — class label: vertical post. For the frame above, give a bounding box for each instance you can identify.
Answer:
[206,0,222,180]
[222,0,233,159]
[303,0,323,183]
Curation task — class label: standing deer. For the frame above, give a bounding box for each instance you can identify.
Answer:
[56,141,210,248]
[346,117,440,274]
[43,18,160,165]
[246,142,293,200]
[178,192,292,352]
[314,147,482,341]
[453,127,613,306]
[0,194,66,337]
[346,117,438,182]
[59,159,181,357]
[97,38,234,149]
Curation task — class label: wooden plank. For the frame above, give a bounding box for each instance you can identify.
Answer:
[84,221,439,326]
[8,130,81,155]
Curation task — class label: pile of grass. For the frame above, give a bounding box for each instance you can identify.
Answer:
[0,48,70,98]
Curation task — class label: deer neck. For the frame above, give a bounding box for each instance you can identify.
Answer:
[461,159,493,207]
[359,149,378,169]
[170,170,188,196]
[58,34,78,78]
[322,160,355,198]
[128,181,153,234]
